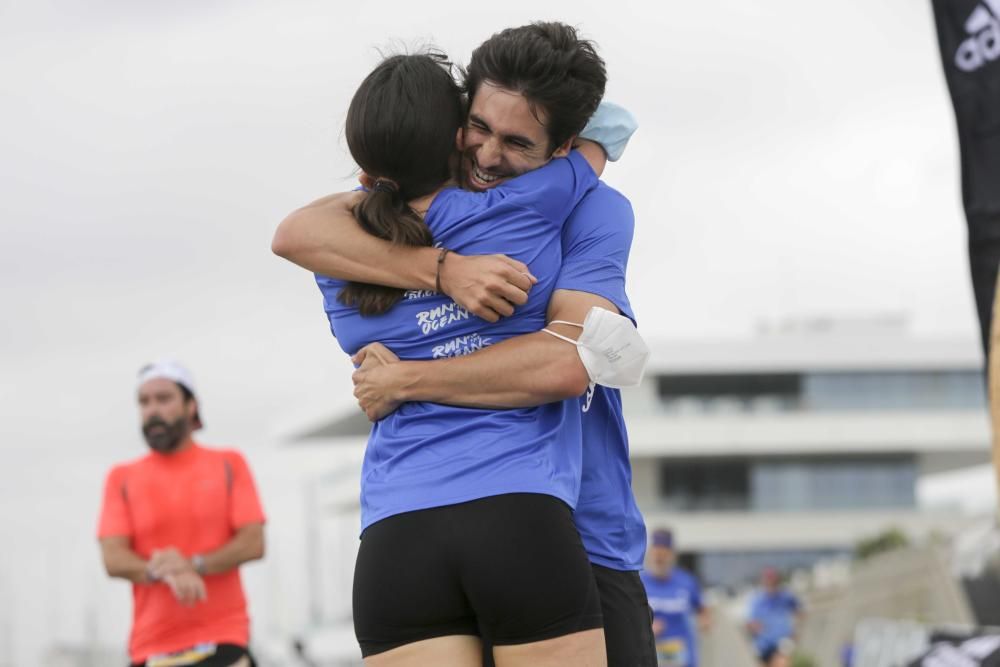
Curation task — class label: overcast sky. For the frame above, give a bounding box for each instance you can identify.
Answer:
[0,0,984,662]
[0,0,978,456]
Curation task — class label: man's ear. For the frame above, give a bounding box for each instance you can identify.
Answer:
[358,171,375,190]
[551,135,575,158]
[186,398,202,430]
[456,126,466,151]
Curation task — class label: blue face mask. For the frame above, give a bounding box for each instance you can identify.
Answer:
[578,101,638,162]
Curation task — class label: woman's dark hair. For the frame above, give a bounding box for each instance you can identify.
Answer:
[337,51,464,316]
[462,22,606,154]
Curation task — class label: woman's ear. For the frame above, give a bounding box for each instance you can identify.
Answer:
[358,171,375,190]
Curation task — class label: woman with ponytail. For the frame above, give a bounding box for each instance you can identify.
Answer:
[307,50,610,666]
[334,52,456,317]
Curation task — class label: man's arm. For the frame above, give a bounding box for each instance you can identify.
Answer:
[147,523,265,578]
[100,537,208,605]
[272,191,435,289]
[746,597,763,637]
[792,602,805,639]
[99,535,153,584]
[271,192,535,322]
[698,607,712,633]
[352,289,615,415]
[351,176,636,417]
[198,522,265,575]
[694,582,712,632]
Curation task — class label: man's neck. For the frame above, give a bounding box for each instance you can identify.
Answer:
[161,436,196,456]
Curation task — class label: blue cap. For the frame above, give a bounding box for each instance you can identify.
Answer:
[651,528,674,549]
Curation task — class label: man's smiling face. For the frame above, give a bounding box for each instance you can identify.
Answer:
[459,81,568,192]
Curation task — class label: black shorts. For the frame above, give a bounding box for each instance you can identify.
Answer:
[758,643,780,663]
[130,644,252,667]
[591,564,658,667]
[483,564,657,667]
[353,493,603,657]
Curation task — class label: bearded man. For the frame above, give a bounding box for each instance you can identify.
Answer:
[97,360,266,667]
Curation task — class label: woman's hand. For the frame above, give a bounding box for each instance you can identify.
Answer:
[352,343,404,421]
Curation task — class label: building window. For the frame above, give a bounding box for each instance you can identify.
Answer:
[656,373,802,410]
[751,455,916,511]
[802,371,984,411]
[654,370,984,413]
[658,455,916,512]
[659,459,751,511]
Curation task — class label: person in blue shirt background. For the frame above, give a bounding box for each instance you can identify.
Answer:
[746,567,804,666]
[640,528,710,667]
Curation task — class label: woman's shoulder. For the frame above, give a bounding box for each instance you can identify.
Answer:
[423,185,496,236]
[426,185,480,214]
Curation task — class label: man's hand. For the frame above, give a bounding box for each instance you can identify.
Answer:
[163,570,207,606]
[148,547,193,579]
[352,343,404,421]
[438,254,537,323]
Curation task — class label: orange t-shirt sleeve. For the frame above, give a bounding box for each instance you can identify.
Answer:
[97,466,133,539]
[227,451,266,529]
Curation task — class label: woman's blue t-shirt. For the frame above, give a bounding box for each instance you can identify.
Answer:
[315,151,597,530]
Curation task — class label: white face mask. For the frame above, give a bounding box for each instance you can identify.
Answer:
[542,307,650,389]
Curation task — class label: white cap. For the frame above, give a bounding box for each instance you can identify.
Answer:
[137,359,197,396]
[137,359,203,429]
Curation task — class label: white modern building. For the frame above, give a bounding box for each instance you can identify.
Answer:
[628,320,991,588]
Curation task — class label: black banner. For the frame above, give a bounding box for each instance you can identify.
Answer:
[932,0,1000,355]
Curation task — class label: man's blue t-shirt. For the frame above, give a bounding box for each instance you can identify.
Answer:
[316,151,597,531]
[554,182,647,571]
[748,589,801,653]
[641,568,704,667]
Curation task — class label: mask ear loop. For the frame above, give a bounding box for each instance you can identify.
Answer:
[541,323,597,408]
[541,320,583,345]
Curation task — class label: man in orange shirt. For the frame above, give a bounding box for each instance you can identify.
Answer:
[98,360,266,667]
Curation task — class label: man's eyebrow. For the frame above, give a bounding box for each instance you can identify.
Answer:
[468,114,537,147]
[468,113,490,129]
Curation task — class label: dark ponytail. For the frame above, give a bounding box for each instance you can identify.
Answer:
[337,51,464,316]
[337,189,434,316]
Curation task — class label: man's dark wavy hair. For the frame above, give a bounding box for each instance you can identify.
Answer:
[462,22,607,153]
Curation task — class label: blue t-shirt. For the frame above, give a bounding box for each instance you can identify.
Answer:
[748,589,801,653]
[316,151,597,531]
[641,568,704,667]
[553,182,647,571]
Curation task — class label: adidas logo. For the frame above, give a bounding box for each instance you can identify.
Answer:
[955,0,1000,72]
